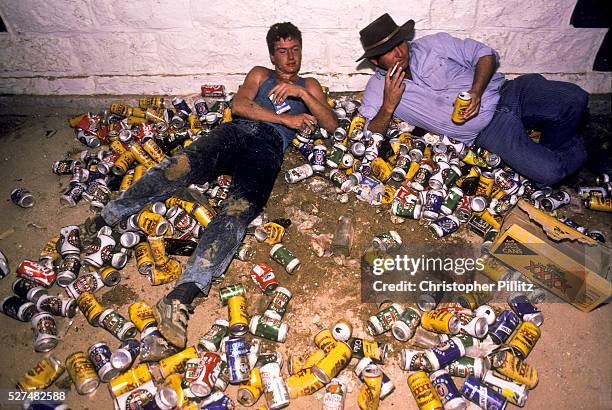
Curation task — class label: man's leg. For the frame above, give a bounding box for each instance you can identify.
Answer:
[476,75,587,186]
[99,123,241,228]
[155,123,285,348]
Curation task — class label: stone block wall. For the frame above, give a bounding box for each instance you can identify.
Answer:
[0,0,609,95]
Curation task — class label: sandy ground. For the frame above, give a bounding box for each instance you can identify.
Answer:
[0,98,610,410]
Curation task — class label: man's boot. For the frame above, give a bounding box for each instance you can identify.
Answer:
[153,297,191,349]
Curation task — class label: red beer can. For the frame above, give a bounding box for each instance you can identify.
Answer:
[16,260,57,288]
[250,262,279,294]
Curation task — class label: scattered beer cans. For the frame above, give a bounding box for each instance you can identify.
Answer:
[31,312,59,352]
[36,294,77,318]
[461,375,508,410]
[66,351,100,395]
[110,338,141,371]
[10,187,35,208]
[16,260,57,287]
[226,337,250,384]
[1,295,37,322]
[98,308,137,340]
[250,262,279,294]
[269,244,300,274]
[12,278,47,302]
[264,287,292,321]
[0,249,8,280]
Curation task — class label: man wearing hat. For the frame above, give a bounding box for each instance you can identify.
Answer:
[357,14,588,186]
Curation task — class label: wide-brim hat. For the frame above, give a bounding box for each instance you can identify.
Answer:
[356,13,415,62]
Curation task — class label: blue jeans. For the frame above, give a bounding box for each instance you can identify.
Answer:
[101,119,285,295]
[476,74,588,186]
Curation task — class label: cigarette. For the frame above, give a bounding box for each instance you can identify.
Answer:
[389,62,399,78]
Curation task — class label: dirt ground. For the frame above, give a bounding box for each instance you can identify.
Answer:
[0,95,610,410]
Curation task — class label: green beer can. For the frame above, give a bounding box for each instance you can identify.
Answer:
[269,244,301,274]
[219,283,246,306]
[249,315,288,342]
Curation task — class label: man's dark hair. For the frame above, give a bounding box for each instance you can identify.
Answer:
[266,22,302,54]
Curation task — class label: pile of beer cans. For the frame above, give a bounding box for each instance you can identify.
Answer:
[285,95,606,247]
[579,173,612,213]
[3,89,601,409]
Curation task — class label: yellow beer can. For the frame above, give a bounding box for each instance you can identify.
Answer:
[110,102,133,117]
[358,364,383,410]
[407,371,443,410]
[162,373,185,408]
[139,96,164,109]
[133,164,146,182]
[128,301,157,332]
[137,211,169,236]
[421,309,461,334]
[119,170,135,192]
[112,150,136,175]
[129,141,157,168]
[406,161,421,181]
[142,138,167,163]
[148,235,170,267]
[228,295,249,336]
[286,368,325,398]
[492,350,538,389]
[508,321,541,359]
[237,367,263,406]
[17,356,65,391]
[289,349,326,374]
[192,203,216,227]
[109,363,154,397]
[100,266,121,286]
[476,171,495,197]
[134,242,155,274]
[311,341,352,383]
[76,292,105,326]
[110,140,128,155]
[65,351,100,395]
[451,92,471,124]
[159,346,198,378]
[150,258,182,285]
[371,157,393,183]
[314,329,337,353]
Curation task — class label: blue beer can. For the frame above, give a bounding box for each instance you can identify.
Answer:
[430,369,465,409]
[225,337,250,384]
[461,375,507,410]
[508,294,543,326]
[88,342,120,382]
[203,394,234,409]
[425,336,465,370]
[488,310,520,344]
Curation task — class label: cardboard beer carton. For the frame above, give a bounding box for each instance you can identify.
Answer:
[489,200,611,312]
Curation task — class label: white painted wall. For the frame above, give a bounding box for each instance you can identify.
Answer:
[0,0,609,95]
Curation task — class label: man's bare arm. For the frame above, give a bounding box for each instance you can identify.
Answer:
[301,78,338,133]
[464,54,497,119]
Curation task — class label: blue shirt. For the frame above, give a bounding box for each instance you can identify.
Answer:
[359,33,505,143]
[251,69,310,151]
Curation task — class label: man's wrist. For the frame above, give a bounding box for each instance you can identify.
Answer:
[380,103,396,117]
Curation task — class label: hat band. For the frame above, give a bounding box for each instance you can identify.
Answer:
[364,26,401,52]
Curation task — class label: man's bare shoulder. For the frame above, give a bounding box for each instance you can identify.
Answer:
[248,66,270,79]
[303,77,324,93]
